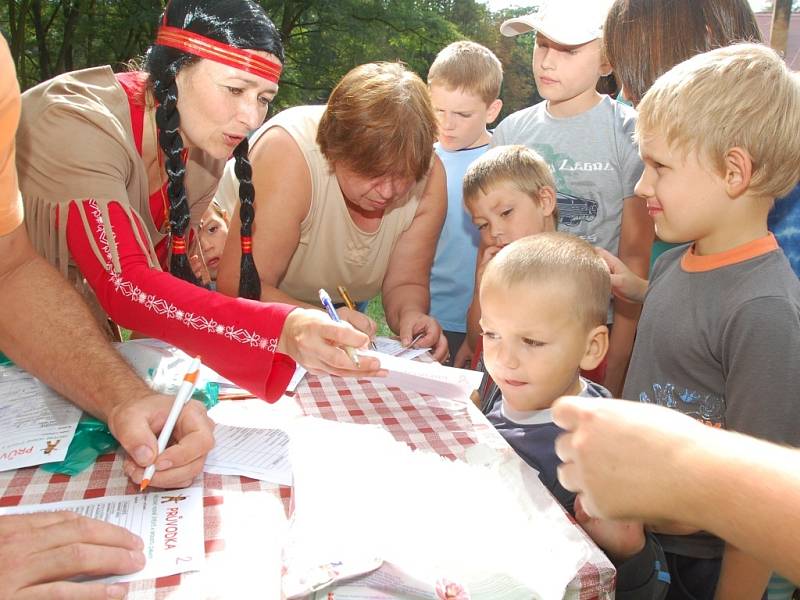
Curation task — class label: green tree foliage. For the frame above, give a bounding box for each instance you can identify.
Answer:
[0,0,541,116]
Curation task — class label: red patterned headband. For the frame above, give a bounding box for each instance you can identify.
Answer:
[155,25,282,83]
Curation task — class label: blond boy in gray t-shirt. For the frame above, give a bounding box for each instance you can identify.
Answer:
[605,44,800,600]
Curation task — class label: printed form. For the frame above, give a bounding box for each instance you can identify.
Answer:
[0,486,205,583]
[0,366,81,471]
[204,424,292,485]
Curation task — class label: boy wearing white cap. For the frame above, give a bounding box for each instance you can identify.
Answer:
[492,0,653,398]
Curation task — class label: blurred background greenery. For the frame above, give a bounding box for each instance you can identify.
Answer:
[1,0,541,120]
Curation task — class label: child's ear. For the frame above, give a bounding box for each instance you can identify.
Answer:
[486,98,503,125]
[723,147,753,198]
[579,325,609,371]
[537,186,557,217]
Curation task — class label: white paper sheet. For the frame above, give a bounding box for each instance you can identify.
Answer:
[0,486,205,583]
[372,336,430,360]
[362,350,483,400]
[203,424,292,485]
[284,418,591,600]
[0,366,82,471]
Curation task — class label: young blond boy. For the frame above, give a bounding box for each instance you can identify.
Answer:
[607,44,800,600]
[426,41,503,366]
[495,0,653,394]
[481,233,669,600]
[462,145,557,364]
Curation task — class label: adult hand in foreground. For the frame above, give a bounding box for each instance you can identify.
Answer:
[108,393,215,489]
[553,396,702,523]
[0,511,144,599]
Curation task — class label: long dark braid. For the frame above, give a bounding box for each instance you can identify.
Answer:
[153,77,199,284]
[233,138,260,299]
[143,0,284,291]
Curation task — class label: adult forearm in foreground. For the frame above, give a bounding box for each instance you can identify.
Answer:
[0,226,149,420]
[693,428,800,586]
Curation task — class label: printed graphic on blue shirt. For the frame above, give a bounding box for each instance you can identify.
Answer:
[639,383,725,428]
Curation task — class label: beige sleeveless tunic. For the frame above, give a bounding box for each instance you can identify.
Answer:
[217,105,427,306]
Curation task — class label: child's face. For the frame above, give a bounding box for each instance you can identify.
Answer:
[480,280,591,412]
[468,182,555,249]
[196,207,230,278]
[533,35,609,117]
[430,84,501,152]
[636,132,728,252]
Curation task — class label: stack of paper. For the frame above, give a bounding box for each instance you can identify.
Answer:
[362,350,483,400]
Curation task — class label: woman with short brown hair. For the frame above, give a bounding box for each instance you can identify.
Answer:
[216,62,449,360]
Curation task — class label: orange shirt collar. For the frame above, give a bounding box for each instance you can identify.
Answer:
[681,233,778,273]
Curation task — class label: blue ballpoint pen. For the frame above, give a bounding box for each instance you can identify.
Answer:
[318,288,361,367]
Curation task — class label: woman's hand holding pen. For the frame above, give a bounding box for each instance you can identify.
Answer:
[278,308,386,377]
[107,392,214,489]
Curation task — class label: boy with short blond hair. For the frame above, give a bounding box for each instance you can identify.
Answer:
[493,0,653,395]
[609,43,800,600]
[480,232,669,600]
[426,41,503,365]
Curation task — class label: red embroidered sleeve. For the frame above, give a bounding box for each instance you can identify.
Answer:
[66,199,296,400]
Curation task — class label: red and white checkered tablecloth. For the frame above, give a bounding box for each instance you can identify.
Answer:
[0,372,615,599]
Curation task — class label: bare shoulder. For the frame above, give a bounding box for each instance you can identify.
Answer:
[415,155,446,215]
[249,126,311,220]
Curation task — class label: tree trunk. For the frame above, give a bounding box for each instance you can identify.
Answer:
[30,0,53,80]
[770,0,793,56]
[56,0,83,73]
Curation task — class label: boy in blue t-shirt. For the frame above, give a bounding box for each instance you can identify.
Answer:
[426,41,503,366]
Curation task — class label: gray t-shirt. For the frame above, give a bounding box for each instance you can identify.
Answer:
[491,95,642,256]
[624,238,800,558]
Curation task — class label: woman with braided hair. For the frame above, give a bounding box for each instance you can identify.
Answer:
[15,0,381,410]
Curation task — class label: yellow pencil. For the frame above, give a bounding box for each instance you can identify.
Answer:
[337,285,356,310]
[337,285,377,350]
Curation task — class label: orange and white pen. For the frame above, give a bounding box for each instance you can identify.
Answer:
[140,356,202,491]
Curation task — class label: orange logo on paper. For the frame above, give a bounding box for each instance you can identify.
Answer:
[160,495,188,504]
[43,440,60,454]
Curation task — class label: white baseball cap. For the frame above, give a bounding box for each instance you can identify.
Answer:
[500,0,614,46]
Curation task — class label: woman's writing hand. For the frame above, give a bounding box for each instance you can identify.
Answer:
[278,308,386,377]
